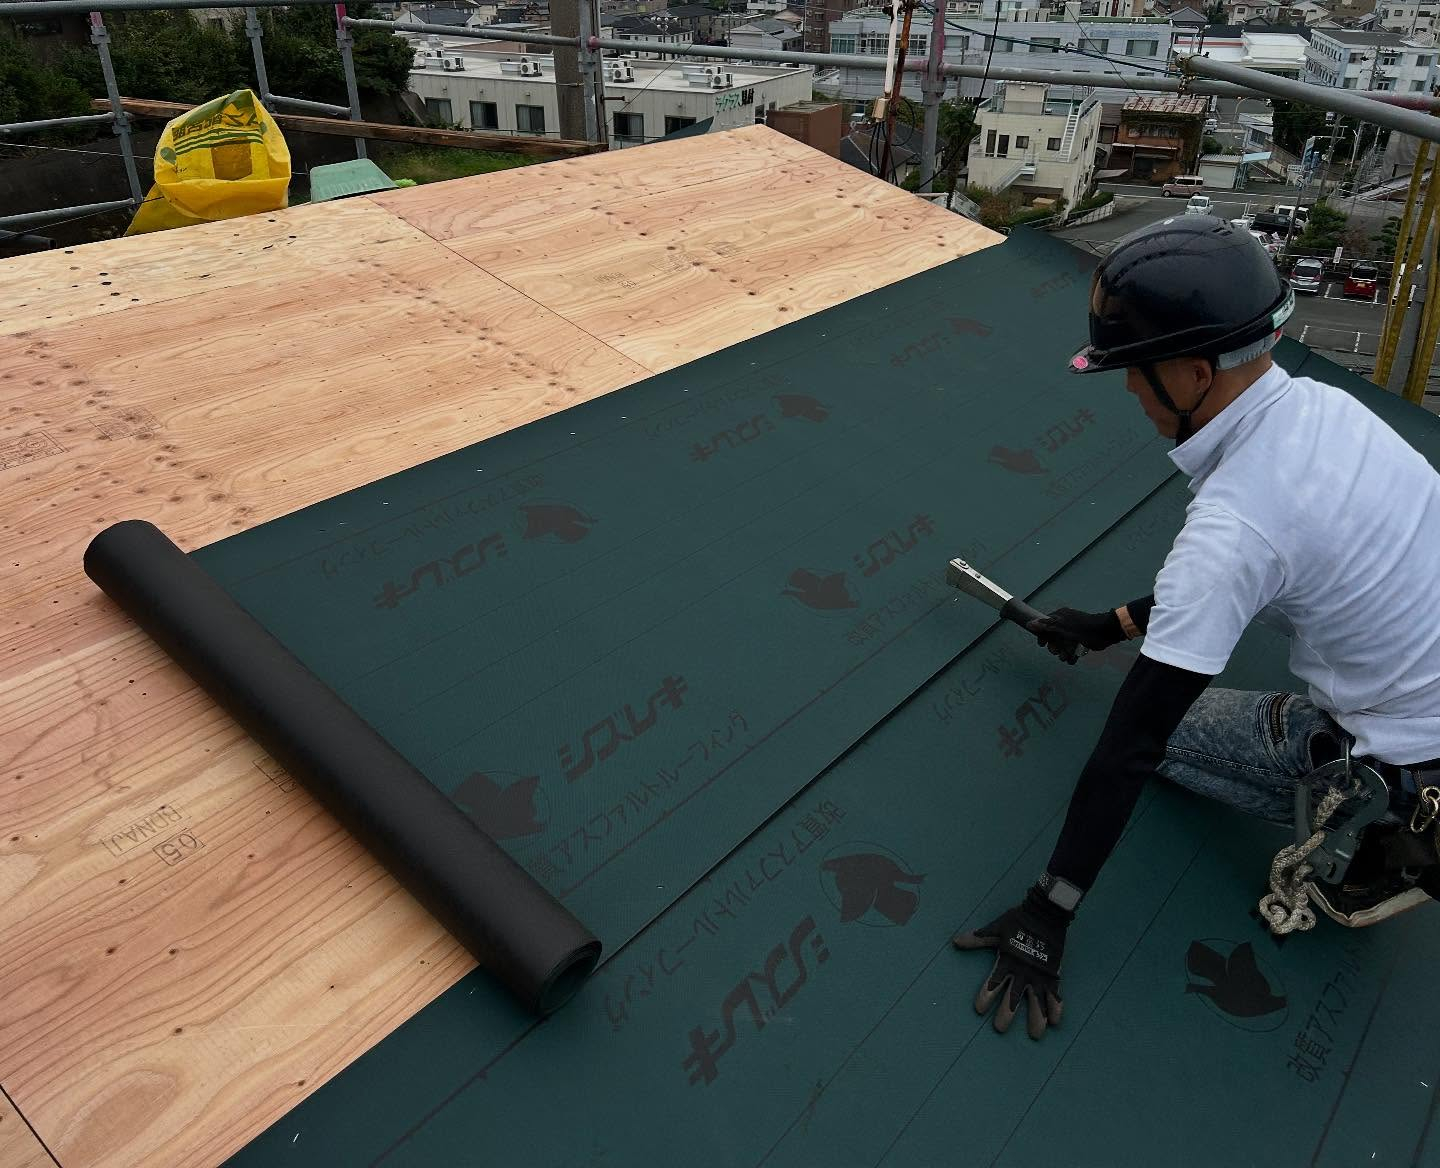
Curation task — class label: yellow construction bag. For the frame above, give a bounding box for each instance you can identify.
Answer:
[127,89,290,236]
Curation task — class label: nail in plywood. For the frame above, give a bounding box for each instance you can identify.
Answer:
[0,125,1000,1168]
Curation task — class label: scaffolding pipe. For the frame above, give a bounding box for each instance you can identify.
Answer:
[0,199,136,231]
[268,93,352,117]
[335,4,367,160]
[1181,55,1440,143]
[1375,143,1431,382]
[0,0,328,11]
[347,18,583,48]
[243,7,272,104]
[90,13,144,206]
[0,113,115,135]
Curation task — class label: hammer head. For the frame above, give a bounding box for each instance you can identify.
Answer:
[945,557,1012,612]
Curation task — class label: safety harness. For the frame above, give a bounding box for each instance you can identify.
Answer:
[1259,742,1440,935]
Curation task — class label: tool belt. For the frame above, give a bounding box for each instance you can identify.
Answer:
[1371,757,1440,871]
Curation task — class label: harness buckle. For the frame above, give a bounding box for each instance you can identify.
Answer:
[1293,741,1392,885]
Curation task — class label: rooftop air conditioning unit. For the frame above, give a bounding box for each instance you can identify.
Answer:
[519,57,542,75]
[413,49,429,66]
[442,53,465,70]
[710,71,733,87]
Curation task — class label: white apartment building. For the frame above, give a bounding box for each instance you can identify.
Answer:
[1304,27,1439,92]
[1374,0,1440,38]
[1171,23,1311,78]
[409,53,814,143]
[825,8,1173,103]
[966,82,1103,208]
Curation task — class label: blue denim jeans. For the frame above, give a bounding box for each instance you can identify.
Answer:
[1157,689,1350,828]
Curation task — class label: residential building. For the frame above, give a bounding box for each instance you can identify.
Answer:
[1374,0,1440,37]
[802,0,873,51]
[608,12,696,56]
[729,15,805,52]
[1109,93,1206,180]
[396,4,487,28]
[408,52,813,142]
[825,8,1173,102]
[1172,23,1312,78]
[1304,27,1438,91]
[945,0,1048,18]
[663,3,750,40]
[601,0,669,18]
[966,82,1103,208]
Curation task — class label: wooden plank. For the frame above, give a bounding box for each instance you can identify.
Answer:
[423,126,999,371]
[371,124,828,242]
[0,126,1001,1168]
[0,1090,55,1168]
[0,199,427,338]
[0,216,648,1168]
[93,98,603,159]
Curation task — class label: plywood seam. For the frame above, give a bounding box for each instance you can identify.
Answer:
[0,1083,61,1168]
[390,212,669,376]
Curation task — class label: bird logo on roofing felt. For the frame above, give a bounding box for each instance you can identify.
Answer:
[781,568,859,613]
[453,770,549,840]
[774,393,830,423]
[820,845,926,927]
[1183,939,1289,1032]
[517,501,598,544]
[988,445,1049,476]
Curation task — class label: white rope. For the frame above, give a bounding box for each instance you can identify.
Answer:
[1258,786,1351,936]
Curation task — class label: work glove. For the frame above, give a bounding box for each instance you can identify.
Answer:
[1030,606,1124,665]
[952,885,1071,1040]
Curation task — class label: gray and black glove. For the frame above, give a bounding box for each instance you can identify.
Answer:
[1030,607,1124,665]
[952,884,1072,1040]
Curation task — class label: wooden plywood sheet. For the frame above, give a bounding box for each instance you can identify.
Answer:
[381,126,997,372]
[0,125,1001,1168]
[0,1091,54,1168]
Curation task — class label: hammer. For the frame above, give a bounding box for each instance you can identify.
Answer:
[945,557,1084,657]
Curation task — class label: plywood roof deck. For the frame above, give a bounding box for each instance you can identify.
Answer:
[0,126,999,1168]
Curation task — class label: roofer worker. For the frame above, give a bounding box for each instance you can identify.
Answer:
[954,216,1440,1040]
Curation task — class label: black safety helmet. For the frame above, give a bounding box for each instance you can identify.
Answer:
[1069,215,1295,375]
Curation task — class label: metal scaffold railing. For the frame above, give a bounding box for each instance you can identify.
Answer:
[8,0,1440,239]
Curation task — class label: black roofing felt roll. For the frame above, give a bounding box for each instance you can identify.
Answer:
[83,519,601,1016]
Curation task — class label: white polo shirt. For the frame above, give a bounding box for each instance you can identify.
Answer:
[1143,362,1440,765]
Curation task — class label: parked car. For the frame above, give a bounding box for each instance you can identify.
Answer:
[1274,204,1311,227]
[1161,175,1206,197]
[1185,193,1214,216]
[1344,260,1380,298]
[1290,257,1324,294]
[1249,229,1281,257]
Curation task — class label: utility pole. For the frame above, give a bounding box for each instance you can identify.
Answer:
[918,0,945,193]
[552,0,594,142]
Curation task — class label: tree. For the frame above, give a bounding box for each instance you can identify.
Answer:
[1271,98,1326,155]
[57,11,246,106]
[1373,215,1401,261]
[1295,198,1348,250]
[894,96,978,191]
[1204,1,1227,22]
[0,30,91,127]
[241,4,413,103]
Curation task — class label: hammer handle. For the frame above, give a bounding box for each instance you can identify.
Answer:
[999,595,1046,631]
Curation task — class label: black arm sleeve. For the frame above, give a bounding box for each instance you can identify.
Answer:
[1045,653,1212,892]
[1125,594,1157,633]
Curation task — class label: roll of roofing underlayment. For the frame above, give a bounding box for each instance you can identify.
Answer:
[84,519,602,1015]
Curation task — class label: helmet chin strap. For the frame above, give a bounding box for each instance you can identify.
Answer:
[1141,362,1214,446]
